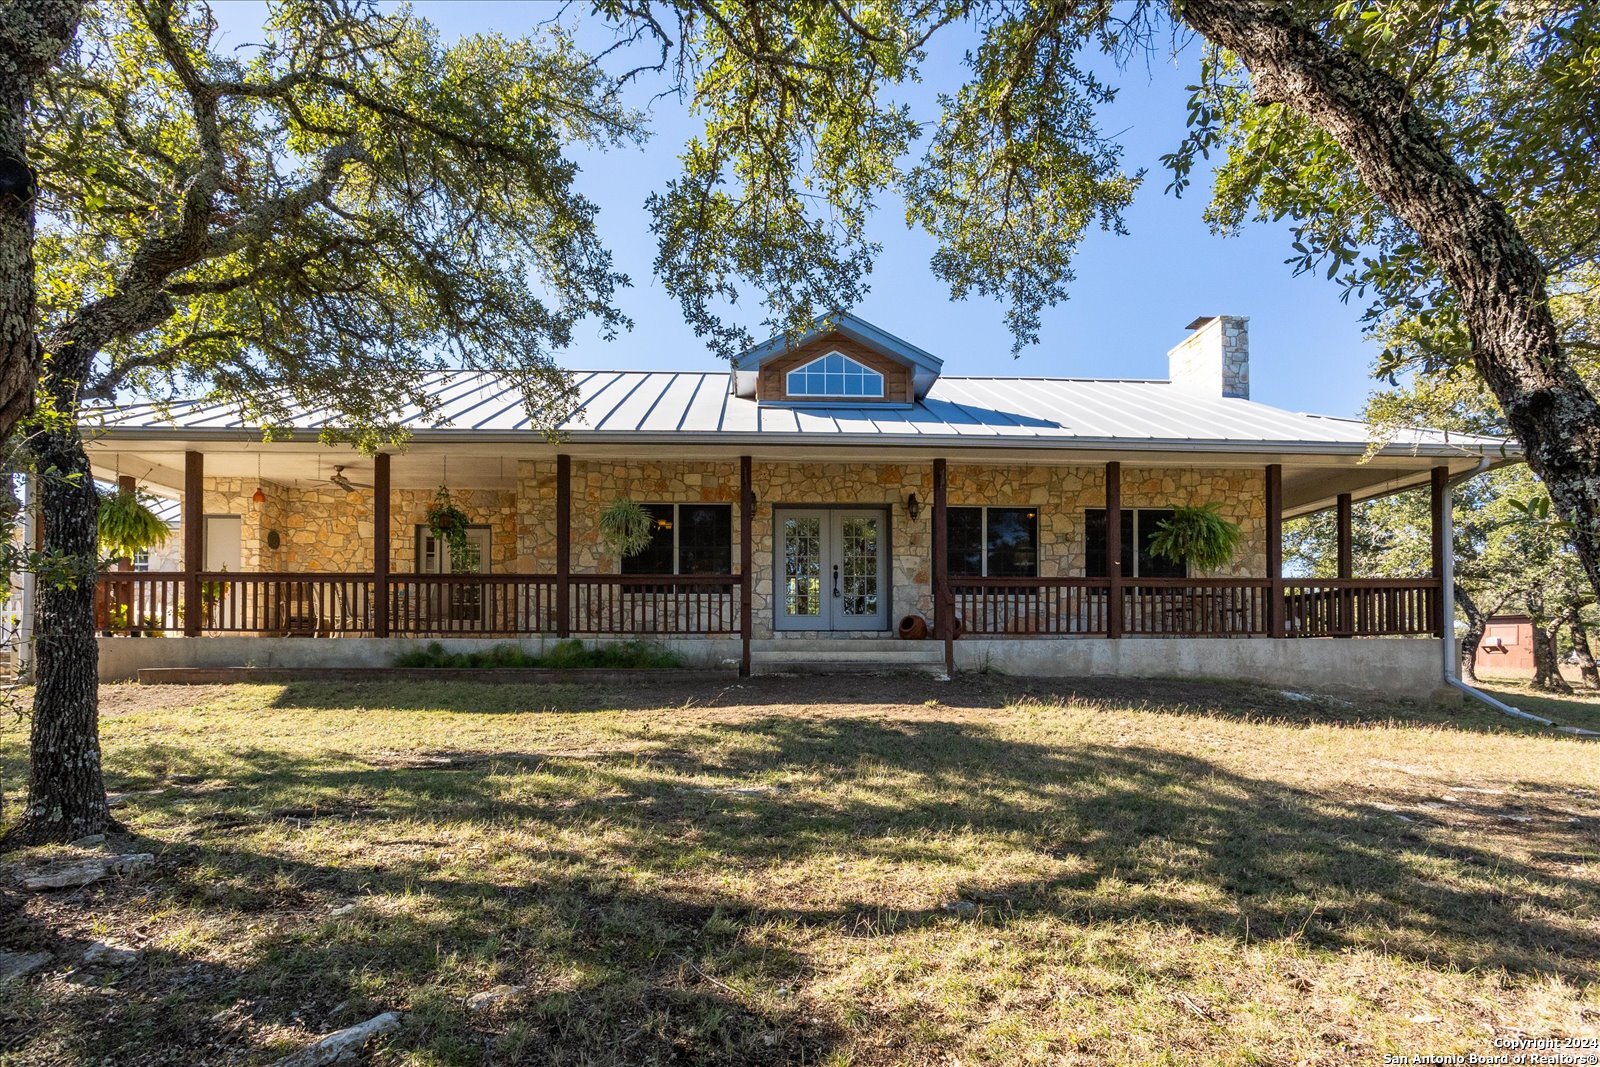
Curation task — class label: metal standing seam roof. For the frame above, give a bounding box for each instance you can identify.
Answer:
[93,369,1515,457]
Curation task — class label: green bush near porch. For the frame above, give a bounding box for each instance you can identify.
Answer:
[392,638,683,670]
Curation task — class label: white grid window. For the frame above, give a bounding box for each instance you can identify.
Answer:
[785,351,885,398]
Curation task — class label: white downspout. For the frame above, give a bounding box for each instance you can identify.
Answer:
[17,473,35,682]
[1439,460,1555,725]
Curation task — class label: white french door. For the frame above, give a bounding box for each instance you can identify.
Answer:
[775,508,889,631]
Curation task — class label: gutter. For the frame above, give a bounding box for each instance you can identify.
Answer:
[1438,459,1556,725]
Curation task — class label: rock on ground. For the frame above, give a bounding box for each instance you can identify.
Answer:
[271,1012,402,1067]
[19,853,154,891]
[466,984,525,1011]
[82,941,140,966]
[0,951,52,983]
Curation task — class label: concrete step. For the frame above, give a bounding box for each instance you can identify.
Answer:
[749,640,947,676]
[750,637,939,654]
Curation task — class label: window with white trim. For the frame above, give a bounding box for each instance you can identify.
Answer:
[1084,508,1187,578]
[785,351,885,398]
[621,504,733,574]
[946,506,1039,578]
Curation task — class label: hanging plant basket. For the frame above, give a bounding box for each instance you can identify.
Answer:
[98,486,171,561]
[425,487,477,570]
[599,498,656,560]
[1148,503,1243,574]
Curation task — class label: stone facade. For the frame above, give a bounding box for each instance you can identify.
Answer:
[202,479,518,573]
[1168,315,1249,399]
[198,459,1268,637]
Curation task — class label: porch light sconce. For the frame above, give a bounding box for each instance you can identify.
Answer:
[905,492,922,519]
[252,486,266,504]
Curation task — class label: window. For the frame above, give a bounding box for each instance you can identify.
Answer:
[785,351,885,398]
[621,504,733,574]
[1084,508,1186,578]
[415,525,491,573]
[132,550,150,572]
[946,506,1038,578]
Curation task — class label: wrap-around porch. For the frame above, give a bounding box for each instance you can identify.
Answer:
[92,448,1449,677]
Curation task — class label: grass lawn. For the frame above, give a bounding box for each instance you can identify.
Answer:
[1,674,1596,1065]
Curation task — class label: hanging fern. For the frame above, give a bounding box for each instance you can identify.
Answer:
[98,487,170,560]
[1148,503,1243,573]
[425,487,477,570]
[599,498,656,559]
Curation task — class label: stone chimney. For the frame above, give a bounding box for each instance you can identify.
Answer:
[1167,315,1249,400]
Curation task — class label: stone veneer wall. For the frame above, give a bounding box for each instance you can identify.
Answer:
[203,460,1266,637]
[201,480,518,572]
[945,464,1265,580]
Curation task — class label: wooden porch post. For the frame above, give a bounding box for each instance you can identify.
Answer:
[1335,492,1353,580]
[556,453,571,638]
[113,474,136,631]
[740,455,753,677]
[1266,463,1284,637]
[373,452,391,637]
[932,458,952,675]
[1430,465,1449,638]
[1335,491,1354,638]
[1105,461,1122,639]
[183,450,203,636]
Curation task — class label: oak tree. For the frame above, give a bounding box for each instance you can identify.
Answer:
[618,0,1600,604]
[6,0,641,844]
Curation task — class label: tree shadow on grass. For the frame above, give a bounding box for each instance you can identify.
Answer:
[244,672,1556,737]
[6,710,1596,1064]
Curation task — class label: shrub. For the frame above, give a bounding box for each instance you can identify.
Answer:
[392,639,683,669]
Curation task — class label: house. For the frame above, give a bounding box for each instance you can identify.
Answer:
[75,313,1519,695]
[1474,614,1535,675]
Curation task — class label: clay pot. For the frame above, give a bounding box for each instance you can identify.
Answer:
[898,614,929,640]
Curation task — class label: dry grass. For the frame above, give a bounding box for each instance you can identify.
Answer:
[1,673,1596,1065]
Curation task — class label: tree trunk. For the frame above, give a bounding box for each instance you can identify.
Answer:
[1568,611,1599,690]
[1530,624,1571,693]
[1,397,109,846]
[1179,0,1600,614]
[1455,585,1486,684]
[0,1,84,443]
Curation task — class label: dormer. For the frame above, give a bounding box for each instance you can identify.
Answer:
[731,312,943,405]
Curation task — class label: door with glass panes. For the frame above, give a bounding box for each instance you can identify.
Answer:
[775,508,889,631]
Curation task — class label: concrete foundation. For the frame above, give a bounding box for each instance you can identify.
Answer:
[95,635,741,681]
[96,634,1448,699]
[953,636,1449,700]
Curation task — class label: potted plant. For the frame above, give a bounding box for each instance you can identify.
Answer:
[599,498,655,560]
[98,485,170,561]
[425,487,477,570]
[1148,503,1244,574]
[200,567,232,629]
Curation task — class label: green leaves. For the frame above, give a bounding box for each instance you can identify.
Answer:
[632,0,1137,357]
[1147,503,1243,574]
[34,0,644,443]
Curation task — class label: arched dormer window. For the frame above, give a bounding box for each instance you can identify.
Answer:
[786,351,885,398]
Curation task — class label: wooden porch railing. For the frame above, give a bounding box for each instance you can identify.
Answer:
[96,572,743,637]
[95,572,185,634]
[389,574,560,636]
[946,576,1441,638]
[951,578,1112,635]
[570,574,741,635]
[1282,578,1441,637]
[1122,578,1274,636]
[95,573,1437,640]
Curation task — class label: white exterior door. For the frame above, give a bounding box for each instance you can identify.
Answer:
[775,508,889,631]
[203,515,242,571]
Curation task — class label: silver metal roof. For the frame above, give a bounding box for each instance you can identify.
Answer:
[93,370,1514,460]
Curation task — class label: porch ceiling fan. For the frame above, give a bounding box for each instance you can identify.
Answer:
[325,465,373,492]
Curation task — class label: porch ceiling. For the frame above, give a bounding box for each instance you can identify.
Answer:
[85,438,1507,518]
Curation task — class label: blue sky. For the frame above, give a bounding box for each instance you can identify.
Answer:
[212,1,1381,418]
